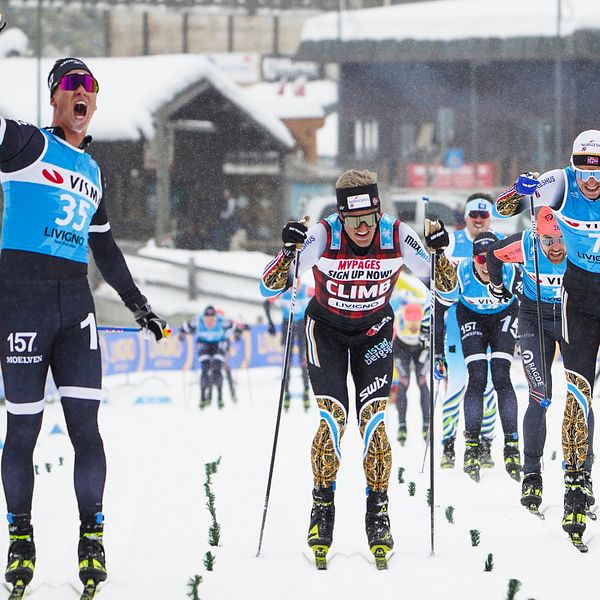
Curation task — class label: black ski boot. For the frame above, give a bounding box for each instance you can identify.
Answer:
[440,437,455,469]
[422,423,429,442]
[78,514,107,586]
[200,386,211,409]
[479,436,495,469]
[307,487,335,569]
[563,472,587,540]
[463,435,480,482]
[521,473,543,514]
[582,471,595,510]
[303,390,310,412]
[503,433,522,482]
[5,515,35,588]
[283,391,291,412]
[365,490,394,569]
[397,424,407,446]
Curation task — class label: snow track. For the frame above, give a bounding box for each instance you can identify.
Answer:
[0,360,596,599]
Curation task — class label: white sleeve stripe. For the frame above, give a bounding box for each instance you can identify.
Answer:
[89,222,111,233]
[0,117,6,146]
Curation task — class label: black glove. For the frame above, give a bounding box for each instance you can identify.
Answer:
[424,219,449,253]
[268,323,276,336]
[131,302,169,341]
[282,220,307,253]
[488,283,512,303]
[0,14,6,33]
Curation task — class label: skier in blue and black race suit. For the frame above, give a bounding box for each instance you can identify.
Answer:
[486,206,568,514]
[436,231,521,484]
[260,169,455,566]
[495,130,600,539]
[0,56,168,591]
[440,194,505,471]
[263,282,312,411]
[180,305,242,409]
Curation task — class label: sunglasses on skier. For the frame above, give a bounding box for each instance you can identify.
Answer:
[56,73,99,94]
[474,253,487,265]
[573,167,600,183]
[540,235,565,247]
[468,210,490,220]
[340,211,380,229]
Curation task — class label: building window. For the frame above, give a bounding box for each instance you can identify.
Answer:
[354,119,379,159]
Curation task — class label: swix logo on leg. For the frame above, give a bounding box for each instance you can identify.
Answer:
[42,168,64,184]
[359,374,389,402]
[366,315,392,336]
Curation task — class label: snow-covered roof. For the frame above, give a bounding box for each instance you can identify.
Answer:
[0,54,294,147]
[0,28,29,58]
[301,0,600,43]
[243,79,337,120]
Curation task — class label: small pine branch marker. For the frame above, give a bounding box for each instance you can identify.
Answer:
[506,579,521,600]
[551,450,557,461]
[445,506,455,524]
[203,551,215,571]
[408,482,416,496]
[469,529,480,547]
[397,467,405,484]
[484,553,493,572]
[208,521,221,547]
[187,575,203,600]
[426,488,432,507]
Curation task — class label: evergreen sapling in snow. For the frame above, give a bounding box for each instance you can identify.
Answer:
[484,553,493,572]
[186,575,203,600]
[445,506,455,524]
[408,482,416,496]
[469,529,480,547]
[397,467,405,484]
[506,579,521,600]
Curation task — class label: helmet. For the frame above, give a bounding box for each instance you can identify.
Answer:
[536,206,560,236]
[204,305,216,317]
[403,303,424,323]
[571,130,600,167]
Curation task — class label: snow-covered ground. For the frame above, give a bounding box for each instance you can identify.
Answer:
[2,354,597,599]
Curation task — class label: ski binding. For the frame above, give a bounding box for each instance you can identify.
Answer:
[7,580,27,600]
[527,503,545,520]
[569,533,589,553]
[80,578,100,599]
[371,545,390,570]
[311,545,329,570]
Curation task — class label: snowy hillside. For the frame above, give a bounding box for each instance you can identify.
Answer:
[4,355,598,599]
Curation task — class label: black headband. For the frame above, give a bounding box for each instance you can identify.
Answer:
[572,154,600,167]
[336,184,380,212]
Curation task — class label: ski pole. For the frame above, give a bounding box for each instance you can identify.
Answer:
[97,325,173,337]
[527,197,551,409]
[423,196,436,557]
[256,217,309,558]
[420,378,442,474]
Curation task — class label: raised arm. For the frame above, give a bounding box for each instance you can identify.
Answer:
[486,232,524,288]
[495,170,566,217]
